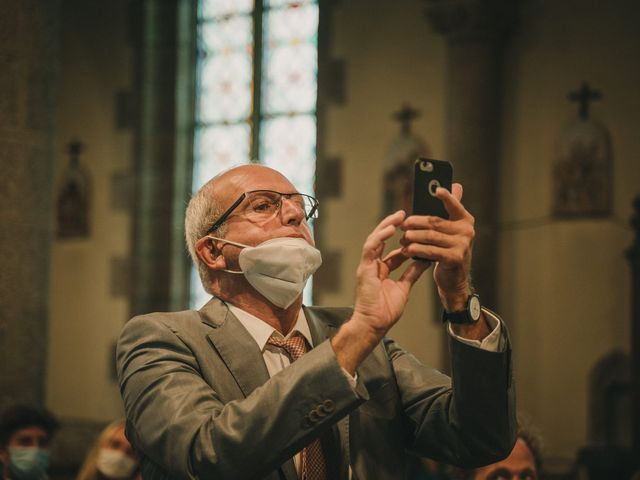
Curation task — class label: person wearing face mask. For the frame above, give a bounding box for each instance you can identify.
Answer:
[117,164,517,480]
[76,420,138,480]
[0,405,59,480]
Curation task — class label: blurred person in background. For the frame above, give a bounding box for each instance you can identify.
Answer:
[76,420,138,480]
[0,405,59,480]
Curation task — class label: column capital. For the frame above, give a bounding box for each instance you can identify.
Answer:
[425,0,518,44]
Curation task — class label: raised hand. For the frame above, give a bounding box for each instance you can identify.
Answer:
[352,210,431,334]
[331,210,430,374]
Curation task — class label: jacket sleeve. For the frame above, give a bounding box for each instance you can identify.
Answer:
[116,314,366,480]
[387,317,516,468]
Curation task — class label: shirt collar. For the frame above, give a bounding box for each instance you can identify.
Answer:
[226,303,314,351]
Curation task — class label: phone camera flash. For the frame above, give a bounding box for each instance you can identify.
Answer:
[419,160,434,172]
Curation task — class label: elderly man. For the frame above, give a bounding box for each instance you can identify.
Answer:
[117,164,516,480]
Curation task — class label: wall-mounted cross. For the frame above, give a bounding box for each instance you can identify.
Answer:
[392,103,421,134]
[568,81,602,120]
[66,139,85,165]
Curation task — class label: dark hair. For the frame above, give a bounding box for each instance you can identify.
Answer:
[448,423,543,480]
[0,405,60,448]
[516,424,543,474]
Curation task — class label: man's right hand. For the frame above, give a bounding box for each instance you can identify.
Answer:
[331,210,430,375]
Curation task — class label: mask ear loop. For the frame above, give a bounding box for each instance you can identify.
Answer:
[208,235,249,249]
[208,235,247,274]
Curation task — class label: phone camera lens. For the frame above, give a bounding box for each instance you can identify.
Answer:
[428,180,440,196]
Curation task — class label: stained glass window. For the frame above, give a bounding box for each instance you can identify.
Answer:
[192,0,319,308]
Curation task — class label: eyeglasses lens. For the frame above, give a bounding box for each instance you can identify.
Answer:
[245,191,317,221]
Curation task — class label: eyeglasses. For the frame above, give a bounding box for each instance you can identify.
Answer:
[205,190,319,234]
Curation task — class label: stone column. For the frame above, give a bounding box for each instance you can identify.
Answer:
[425,0,517,308]
[627,196,640,452]
[0,0,59,410]
[130,0,195,315]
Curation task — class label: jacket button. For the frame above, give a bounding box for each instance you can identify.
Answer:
[322,400,335,412]
[309,410,321,422]
[301,415,312,429]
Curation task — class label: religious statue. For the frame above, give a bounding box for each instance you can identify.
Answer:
[552,82,612,217]
[382,103,430,217]
[57,140,91,238]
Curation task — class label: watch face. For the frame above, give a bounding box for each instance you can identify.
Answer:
[469,295,481,321]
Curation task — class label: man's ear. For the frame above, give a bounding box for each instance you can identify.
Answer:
[195,236,227,271]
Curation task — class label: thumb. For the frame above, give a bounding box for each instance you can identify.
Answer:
[398,259,431,290]
[452,183,463,202]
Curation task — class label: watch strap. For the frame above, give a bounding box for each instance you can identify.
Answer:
[442,294,481,324]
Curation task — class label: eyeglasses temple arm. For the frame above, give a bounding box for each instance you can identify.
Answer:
[205,193,247,234]
[306,200,319,220]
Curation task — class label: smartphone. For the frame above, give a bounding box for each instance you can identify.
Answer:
[412,158,453,219]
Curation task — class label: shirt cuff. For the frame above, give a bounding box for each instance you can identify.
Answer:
[341,367,358,388]
[447,308,502,352]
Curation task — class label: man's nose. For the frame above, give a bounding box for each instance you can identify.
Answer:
[279,197,305,225]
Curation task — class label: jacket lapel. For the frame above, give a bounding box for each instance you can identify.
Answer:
[200,301,354,480]
[200,298,270,398]
[201,298,299,480]
[304,305,339,346]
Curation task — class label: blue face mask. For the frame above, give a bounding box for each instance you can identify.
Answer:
[8,447,50,479]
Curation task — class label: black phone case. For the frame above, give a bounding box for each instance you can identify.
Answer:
[412,158,453,219]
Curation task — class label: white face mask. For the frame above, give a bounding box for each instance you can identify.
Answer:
[209,236,322,309]
[96,448,138,479]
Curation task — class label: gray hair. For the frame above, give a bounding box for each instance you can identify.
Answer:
[184,175,229,294]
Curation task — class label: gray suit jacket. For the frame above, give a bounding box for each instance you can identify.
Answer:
[117,298,515,480]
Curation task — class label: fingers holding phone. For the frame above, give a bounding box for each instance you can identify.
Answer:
[400,213,475,267]
[403,158,475,266]
[434,183,472,223]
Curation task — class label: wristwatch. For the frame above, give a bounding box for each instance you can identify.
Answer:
[442,293,482,324]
